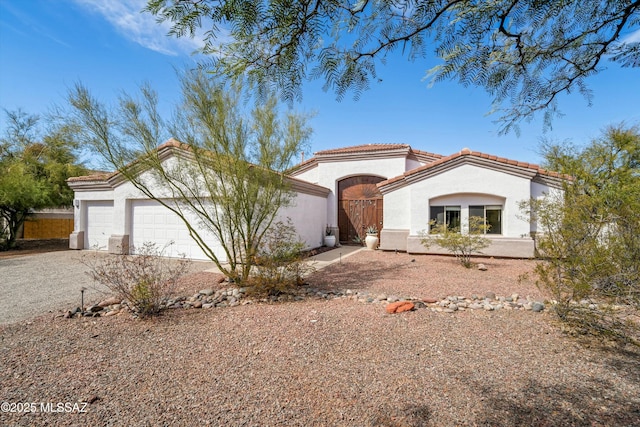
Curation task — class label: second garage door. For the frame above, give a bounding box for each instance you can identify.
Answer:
[131,200,224,261]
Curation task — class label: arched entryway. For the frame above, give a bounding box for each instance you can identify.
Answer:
[337,176,384,243]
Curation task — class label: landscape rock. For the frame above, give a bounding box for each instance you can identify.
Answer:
[385,301,415,314]
[422,298,438,304]
[532,302,545,312]
[477,263,488,271]
[88,305,103,313]
[98,297,121,308]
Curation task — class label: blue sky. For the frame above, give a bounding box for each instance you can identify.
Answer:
[1,0,639,168]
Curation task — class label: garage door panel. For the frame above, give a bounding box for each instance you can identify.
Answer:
[85,201,114,251]
[131,200,224,261]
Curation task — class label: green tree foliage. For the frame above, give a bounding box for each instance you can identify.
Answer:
[0,110,87,250]
[420,216,490,268]
[146,0,639,132]
[524,124,640,344]
[66,71,312,283]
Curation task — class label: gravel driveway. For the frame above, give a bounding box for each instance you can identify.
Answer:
[0,251,103,325]
[0,250,220,325]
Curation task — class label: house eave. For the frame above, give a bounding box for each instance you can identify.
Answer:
[67,180,113,191]
[288,178,330,197]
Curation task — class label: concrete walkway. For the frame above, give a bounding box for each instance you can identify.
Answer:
[204,245,364,274]
[307,245,364,270]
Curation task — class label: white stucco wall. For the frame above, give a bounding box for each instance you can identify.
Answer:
[381,186,411,229]
[293,166,319,184]
[277,192,328,250]
[529,182,564,234]
[403,164,533,237]
[71,157,329,259]
[405,157,423,171]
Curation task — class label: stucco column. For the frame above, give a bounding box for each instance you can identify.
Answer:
[108,198,129,254]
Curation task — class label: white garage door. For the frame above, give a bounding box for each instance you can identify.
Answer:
[85,201,114,251]
[131,200,224,261]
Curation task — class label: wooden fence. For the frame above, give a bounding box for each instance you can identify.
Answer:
[23,218,74,239]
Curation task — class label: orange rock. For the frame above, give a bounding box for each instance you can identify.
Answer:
[422,298,438,304]
[385,301,415,314]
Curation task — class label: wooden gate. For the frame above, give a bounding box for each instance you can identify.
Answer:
[337,176,384,243]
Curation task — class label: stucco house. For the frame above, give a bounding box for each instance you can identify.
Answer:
[68,142,565,259]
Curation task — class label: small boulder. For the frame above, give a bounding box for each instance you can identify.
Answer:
[98,296,121,308]
[385,301,415,314]
[88,305,103,313]
[532,302,545,312]
[477,263,488,271]
[422,297,438,304]
[199,289,214,296]
[193,301,203,308]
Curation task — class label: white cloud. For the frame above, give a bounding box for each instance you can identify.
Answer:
[620,28,640,44]
[71,0,205,56]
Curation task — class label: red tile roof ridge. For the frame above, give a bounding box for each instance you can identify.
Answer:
[315,143,411,155]
[67,172,113,182]
[380,148,567,186]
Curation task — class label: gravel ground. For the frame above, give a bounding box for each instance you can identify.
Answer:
[1,251,639,426]
[0,250,215,325]
[0,251,102,325]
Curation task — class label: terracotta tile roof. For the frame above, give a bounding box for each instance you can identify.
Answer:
[379,148,570,188]
[67,172,113,182]
[68,138,189,183]
[315,143,411,155]
[411,148,443,160]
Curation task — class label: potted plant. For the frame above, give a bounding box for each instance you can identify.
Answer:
[324,224,336,247]
[365,225,379,250]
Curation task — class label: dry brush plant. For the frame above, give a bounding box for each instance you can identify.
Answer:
[82,242,190,316]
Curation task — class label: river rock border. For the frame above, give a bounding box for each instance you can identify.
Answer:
[61,285,554,319]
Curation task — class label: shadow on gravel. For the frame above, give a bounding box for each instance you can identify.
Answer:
[309,259,414,291]
[470,375,640,426]
[370,404,432,427]
[597,344,640,384]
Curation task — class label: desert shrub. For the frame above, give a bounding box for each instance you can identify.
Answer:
[82,242,190,316]
[247,220,315,297]
[523,125,640,345]
[420,216,490,268]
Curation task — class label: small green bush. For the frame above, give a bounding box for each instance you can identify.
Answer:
[420,216,490,268]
